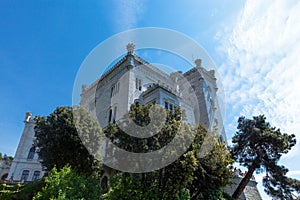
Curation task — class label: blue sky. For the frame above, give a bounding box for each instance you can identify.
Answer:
[1,1,300,199]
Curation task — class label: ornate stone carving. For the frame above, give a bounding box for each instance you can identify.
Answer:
[126,43,135,54]
[24,112,32,123]
[195,59,202,68]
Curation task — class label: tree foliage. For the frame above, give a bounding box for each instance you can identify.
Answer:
[103,104,233,199]
[33,165,101,200]
[104,173,191,200]
[189,140,233,199]
[0,180,44,200]
[230,115,299,199]
[34,106,102,175]
[263,163,300,199]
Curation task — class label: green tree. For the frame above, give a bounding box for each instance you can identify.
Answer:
[0,180,45,200]
[34,106,102,175]
[189,140,233,199]
[104,173,191,200]
[230,115,300,199]
[104,104,197,199]
[263,162,300,199]
[104,104,233,199]
[33,165,101,200]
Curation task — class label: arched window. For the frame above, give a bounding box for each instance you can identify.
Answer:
[21,170,29,182]
[27,147,35,159]
[32,171,41,181]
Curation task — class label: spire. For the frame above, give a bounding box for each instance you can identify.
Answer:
[126,43,135,55]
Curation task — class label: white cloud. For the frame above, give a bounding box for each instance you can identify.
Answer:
[218,0,300,156]
[112,0,145,31]
[287,170,300,177]
[217,1,300,198]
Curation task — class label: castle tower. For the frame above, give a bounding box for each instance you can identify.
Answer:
[184,59,226,143]
[7,112,44,183]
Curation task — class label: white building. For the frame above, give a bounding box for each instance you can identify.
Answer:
[0,160,10,182]
[8,43,226,182]
[81,43,226,142]
[7,112,44,183]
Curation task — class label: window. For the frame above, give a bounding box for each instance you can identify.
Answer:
[136,78,142,91]
[165,102,169,109]
[113,106,117,123]
[110,82,120,97]
[169,104,173,111]
[108,108,112,123]
[32,171,40,181]
[21,170,29,182]
[164,101,176,111]
[139,79,142,91]
[27,147,35,159]
[110,86,114,97]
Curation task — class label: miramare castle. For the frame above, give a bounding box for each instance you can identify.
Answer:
[9,43,225,183]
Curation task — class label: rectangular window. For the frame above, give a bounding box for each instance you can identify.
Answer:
[165,102,169,109]
[21,170,29,182]
[111,82,120,98]
[108,109,112,123]
[113,106,117,123]
[138,79,142,91]
[32,171,41,181]
[136,78,142,91]
[110,86,114,98]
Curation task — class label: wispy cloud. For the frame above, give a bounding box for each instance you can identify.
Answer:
[217,0,300,156]
[217,1,300,198]
[112,0,145,31]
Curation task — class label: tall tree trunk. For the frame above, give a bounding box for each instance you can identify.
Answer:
[232,165,256,200]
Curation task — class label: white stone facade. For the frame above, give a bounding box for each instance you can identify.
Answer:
[81,46,226,142]
[7,112,44,183]
[0,160,10,182]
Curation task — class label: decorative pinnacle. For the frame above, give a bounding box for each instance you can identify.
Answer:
[195,59,202,67]
[24,112,32,123]
[126,43,135,54]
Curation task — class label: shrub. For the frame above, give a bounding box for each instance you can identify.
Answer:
[33,165,101,200]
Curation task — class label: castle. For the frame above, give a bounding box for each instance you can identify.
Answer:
[8,43,225,182]
[5,44,263,200]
